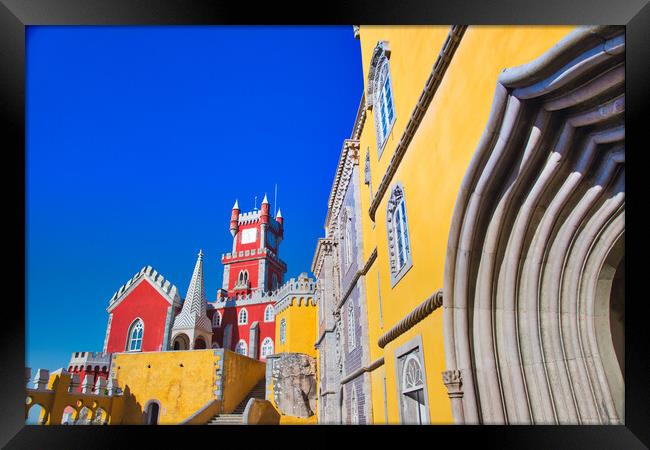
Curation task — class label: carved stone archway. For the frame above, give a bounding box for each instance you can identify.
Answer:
[442,26,625,425]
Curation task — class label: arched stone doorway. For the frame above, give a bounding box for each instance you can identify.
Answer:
[194,336,207,349]
[172,334,190,351]
[442,26,625,425]
[144,401,160,425]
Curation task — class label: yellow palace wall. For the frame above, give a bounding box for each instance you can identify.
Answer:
[355,25,575,424]
[274,297,318,357]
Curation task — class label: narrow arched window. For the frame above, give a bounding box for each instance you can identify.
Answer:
[368,42,395,156]
[127,319,144,351]
[213,311,222,328]
[238,308,248,325]
[347,301,356,350]
[386,183,413,287]
[264,304,274,322]
[235,340,247,356]
[400,352,427,424]
[351,386,359,424]
[261,337,274,358]
[279,318,287,344]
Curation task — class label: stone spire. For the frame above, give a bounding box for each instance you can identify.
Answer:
[262,194,269,205]
[172,250,212,333]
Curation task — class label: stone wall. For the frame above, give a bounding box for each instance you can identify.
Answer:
[268,353,317,418]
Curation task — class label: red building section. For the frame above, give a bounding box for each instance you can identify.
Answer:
[104,267,182,353]
[66,352,111,393]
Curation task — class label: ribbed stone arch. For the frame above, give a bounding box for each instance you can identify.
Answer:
[442,25,625,425]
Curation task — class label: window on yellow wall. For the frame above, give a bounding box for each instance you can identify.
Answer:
[280,318,287,344]
[387,182,413,287]
[372,57,395,157]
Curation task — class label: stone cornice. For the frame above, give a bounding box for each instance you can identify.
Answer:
[340,357,385,385]
[311,238,335,277]
[378,289,443,349]
[368,26,467,222]
[325,139,361,235]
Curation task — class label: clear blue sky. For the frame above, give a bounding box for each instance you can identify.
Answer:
[26,26,363,373]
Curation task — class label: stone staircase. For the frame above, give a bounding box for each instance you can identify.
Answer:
[207,379,266,425]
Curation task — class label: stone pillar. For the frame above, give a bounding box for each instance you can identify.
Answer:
[94,377,107,395]
[81,374,94,394]
[442,370,465,424]
[106,378,120,396]
[32,369,49,390]
[69,373,81,393]
[249,322,259,359]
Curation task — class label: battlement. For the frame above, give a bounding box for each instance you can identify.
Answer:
[68,351,112,369]
[221,247,286,269]
[274,273,317,314]
[238,210,260,224]
[108,265,180,308]
[212,289,276,308]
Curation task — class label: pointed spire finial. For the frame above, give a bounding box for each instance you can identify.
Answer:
[232,199,239,210]
[198,249,203,258]
[262,194,269,204]
[276,208,283,218]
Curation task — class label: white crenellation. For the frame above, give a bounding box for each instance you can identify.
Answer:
[108,265,181,309]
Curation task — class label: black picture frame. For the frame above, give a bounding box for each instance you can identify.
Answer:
[2,0,647,447]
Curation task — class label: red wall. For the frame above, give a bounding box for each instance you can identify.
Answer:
[66,366,109,393]
[210,301,275,360]
[227,260,260,291]
[105,280,171,353]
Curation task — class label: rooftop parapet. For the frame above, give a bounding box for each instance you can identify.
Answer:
[274,273,317,314]
[108,265,180,308]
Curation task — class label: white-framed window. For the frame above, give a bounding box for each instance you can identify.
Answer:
[240,227,257,244]
[279,318,287,344]
[126,319,144,352]
[374,60,395,150]
[261,337,274,358]
[237,270,249,286]
[213,311,222,328]
[351,386,359,424]
[235,340,247,356]
[387,183,413,287]
[238,308,248,325]
[347,301,356,350]
[264,304,274,322]
[340,208,353,269]
[400,352,427,424]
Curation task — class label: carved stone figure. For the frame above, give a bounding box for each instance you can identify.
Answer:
[271,353,317,418]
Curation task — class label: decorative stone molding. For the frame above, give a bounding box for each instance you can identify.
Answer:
[352,25,360,39]
[368,26,467,222]
[442,370,463,397]
[378,290,443,349]
[366,41,391,110]
[325,139,361,236]
[386,182,413,287]
[443,26,625,425]
[335,247,377,313]
[311,238,335,277]
[107,265,181,312]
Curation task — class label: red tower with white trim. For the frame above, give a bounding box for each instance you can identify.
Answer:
[209,196,286,360]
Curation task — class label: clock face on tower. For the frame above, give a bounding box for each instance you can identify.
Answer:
[241,228,257,244]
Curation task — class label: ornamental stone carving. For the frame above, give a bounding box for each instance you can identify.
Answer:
[270,353,317,418]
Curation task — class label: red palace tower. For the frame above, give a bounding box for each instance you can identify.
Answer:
[209,195,286,360]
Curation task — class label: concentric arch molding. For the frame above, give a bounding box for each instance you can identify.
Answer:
[442,25,625,425]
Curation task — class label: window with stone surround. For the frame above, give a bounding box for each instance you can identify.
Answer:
[340,207,353,270]
[235,340,247,356]
[126,319,143,352]
[351,386,359,424]
[280,318,286,344]
[347,301,356,351]
[386,182,413,287]
[264,304,274,322]
[261,337,274,358]
[370,46,395,157]
[238,308,248,325]
[213,311,222,328]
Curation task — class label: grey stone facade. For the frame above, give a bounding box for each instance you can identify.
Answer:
[312,137,372,424]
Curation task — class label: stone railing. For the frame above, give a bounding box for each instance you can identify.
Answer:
[25,368,125,425]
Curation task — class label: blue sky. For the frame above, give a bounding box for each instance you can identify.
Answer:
[26,26,363,373]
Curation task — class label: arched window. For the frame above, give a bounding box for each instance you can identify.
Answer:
[261,337,274,358]
[400,352,427,424]
[386,183,412,287]
[347,301,356,350]
[340,208,353,269]
[127,319,144,351]
[238,308,248,325]
[279,318,287,344]
[235,340,247,356]
[368,42,395,156]
[213,311,222,328]
[351,386,359,424]
[264,304,274,322]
